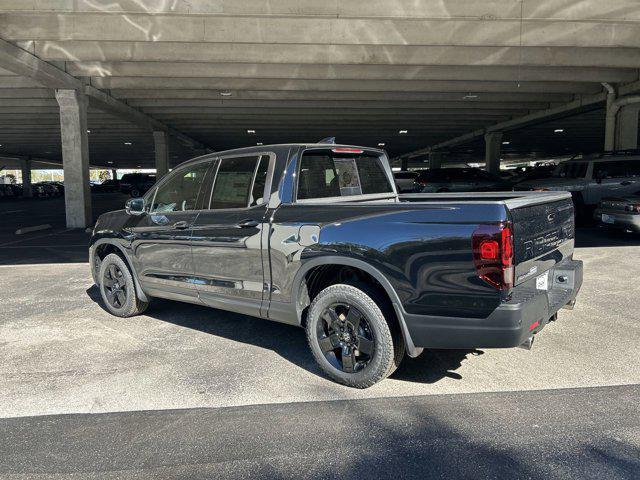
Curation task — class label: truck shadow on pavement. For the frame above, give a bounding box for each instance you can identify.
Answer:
[86,285,476,385]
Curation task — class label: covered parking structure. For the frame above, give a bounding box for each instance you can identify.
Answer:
[1,1,640,227]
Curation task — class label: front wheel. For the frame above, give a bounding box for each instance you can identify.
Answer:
[306,284,403,388]
[98,253,148,317]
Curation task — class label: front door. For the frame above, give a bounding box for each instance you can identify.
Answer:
[129,159,212,301]
[190,153,273,317]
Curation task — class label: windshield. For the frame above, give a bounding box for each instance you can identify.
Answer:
[553,162,588,179]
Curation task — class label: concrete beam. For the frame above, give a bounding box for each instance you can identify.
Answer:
[31,41,640,69]
[55,89,91,228]
[0,38,210,152]
[66,62,638,83]
[89,77,602,94]
[484,133,503,175]
[3,13,640,48]
[153,130,169,179]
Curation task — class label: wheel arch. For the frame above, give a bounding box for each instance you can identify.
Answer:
[292,256,421,357]
[91,239,149,303]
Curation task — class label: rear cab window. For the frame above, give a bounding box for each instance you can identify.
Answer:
[296,149,393,201]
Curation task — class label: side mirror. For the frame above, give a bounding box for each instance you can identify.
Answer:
[125,197,146,216]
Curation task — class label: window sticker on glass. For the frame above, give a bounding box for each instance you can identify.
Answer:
[334,158,362,196]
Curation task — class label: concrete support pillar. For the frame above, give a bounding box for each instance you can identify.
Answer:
[55,89,91,228]
[20,158,32,198]
[153,130,169,179]
[484,132,503,175]
[401,158,408,171]
[615,104,640,150]
[111,169,118,180]
[428,152,443,169]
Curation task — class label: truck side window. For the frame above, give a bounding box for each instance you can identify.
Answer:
[594,161,627,179]
[149,162,210,213]
[209,156,261,209]
[297,152,392,200]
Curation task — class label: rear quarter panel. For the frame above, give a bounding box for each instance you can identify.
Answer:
[270,202,509,319]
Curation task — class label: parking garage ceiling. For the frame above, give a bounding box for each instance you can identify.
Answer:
[0,1,639,169]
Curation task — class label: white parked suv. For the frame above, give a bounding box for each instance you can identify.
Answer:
[516,151,640,208]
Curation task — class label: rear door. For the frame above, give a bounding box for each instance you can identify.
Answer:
[191,153,274,317]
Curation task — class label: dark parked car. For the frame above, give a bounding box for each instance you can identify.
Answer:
[415,168,513,193]
[510,164,557,185]
[119,173,156,197]
[393,171,419,192]
[594,191,640,232]
[91,179,120,193]
[90,143,582,388]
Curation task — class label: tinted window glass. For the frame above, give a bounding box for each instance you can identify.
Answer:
[394,172,417,180]
[250,155,269,206]
[150,162,210,213]
[297,152,392,200]
[210,156,260,209]
[553,162,588,179]
[625,160,640,177]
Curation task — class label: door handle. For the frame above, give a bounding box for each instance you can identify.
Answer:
[620,181,632,186]
[237,219,259,228]
[173,220,191,230]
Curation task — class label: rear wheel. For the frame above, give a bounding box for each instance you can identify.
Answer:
[306,284,403,388]
[98,253,148,317]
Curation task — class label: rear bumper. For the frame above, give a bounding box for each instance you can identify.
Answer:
[404,258,583,349]
[594,209,640,232]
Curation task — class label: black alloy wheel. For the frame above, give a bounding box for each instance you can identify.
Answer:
[102,263,128,309]
[316,302,376,373]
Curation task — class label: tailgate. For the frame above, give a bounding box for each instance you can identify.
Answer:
[510,197,575,285]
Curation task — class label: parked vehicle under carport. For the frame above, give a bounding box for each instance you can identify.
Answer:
[595,191,640,232]
[393,171,419,192]
[415,168,512,193]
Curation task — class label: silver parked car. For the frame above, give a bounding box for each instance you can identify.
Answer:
[393,171,420,192]
[516,151,640,208]
[594,191,640,233]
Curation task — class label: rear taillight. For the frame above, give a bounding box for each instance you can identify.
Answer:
[472,223,514,290]
[627,204,640,213]
[417,180,428,187]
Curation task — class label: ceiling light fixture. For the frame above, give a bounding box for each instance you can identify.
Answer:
[86,129,91,133]
[247,129,256,134]
[554,129,564,133]
[220,91,232,97]
[257,142,263,145]
[378,143,385,146]
[124,141,132,145]
[502,141,510,145]
[107,161,113,164]
[399,130,408,134]
[463,94,479,99]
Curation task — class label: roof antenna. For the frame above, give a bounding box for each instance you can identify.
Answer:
[318,137,336,144]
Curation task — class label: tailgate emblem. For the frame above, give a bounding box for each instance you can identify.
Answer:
[547,213,556,222]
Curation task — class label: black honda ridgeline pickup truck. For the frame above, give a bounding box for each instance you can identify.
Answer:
[90,143,583,388]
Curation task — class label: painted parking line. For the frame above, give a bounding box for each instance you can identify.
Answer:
[0,228,74,247]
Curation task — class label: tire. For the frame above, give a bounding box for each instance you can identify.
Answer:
[98,253,148,317]
[306,284,404,388]
[130,188,140,198]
